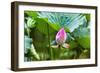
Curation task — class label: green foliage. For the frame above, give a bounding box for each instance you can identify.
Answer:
[25,11,38,17]
[24,11,90,61]
[35,18,49,35]
[38,12,87,32]
[73,28,90,49]
[26,17,36,28]
[83,14,90,22]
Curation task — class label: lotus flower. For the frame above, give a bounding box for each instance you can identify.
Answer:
[56,28,67,46]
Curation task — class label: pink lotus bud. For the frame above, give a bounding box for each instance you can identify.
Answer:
[56,28,67,45]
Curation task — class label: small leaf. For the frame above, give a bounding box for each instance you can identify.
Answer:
[30,44,40,60]
[26,17,36,28]
[62,43,70,49]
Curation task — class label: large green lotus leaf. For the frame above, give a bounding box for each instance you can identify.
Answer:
[35,18,58,36]
[30,28,49,49]
[38,12,87,32]
[30,28,50,60]
[44,19,61,31]
[78,37,90,49]
[35,18,49,35]
[42,16,70,32]
[73,28,90,49]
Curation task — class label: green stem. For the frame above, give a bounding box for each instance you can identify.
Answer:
[27,28,30,37]
[58,45,61,59]
[50,48,54,60]
[47,23,54,60]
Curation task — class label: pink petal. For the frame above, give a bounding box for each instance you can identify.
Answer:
[56,28,67,45]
